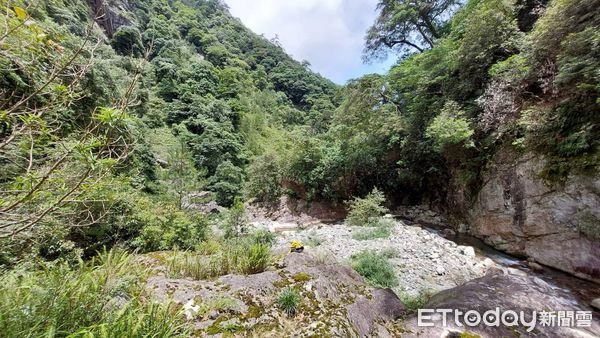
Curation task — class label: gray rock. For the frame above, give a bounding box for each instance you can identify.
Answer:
[403,271,600,338]
[461,246,476,257]
[469,149,600,282]
[443,228,456,237]
[532,276,551,289]
[591,298,600,311]
[102,295,129,312]
[506,267,528,277]
[275,220,490,297]
[346,288,406,337]
[527,261,544,272]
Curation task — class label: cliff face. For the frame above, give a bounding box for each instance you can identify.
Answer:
[87,0,133,37]
[468,149,600,282]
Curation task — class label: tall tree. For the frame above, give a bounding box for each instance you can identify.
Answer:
[364,0,461,60]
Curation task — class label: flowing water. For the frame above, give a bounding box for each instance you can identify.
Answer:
[400,217,600,309]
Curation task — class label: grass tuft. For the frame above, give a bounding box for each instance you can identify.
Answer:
[167,237,271,280]
[276,287,301,317]
[350,250,398,288]
[0,249,190,337]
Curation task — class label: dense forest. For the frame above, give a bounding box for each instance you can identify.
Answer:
[0,0,598,336]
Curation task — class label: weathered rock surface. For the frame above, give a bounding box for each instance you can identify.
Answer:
[469,150,600,282]
[246,195,346,232]
[87,0,133,37]
[182,192,226,214]
[403,269,600,338]
[275,221,493,297]
[145,251,405,337]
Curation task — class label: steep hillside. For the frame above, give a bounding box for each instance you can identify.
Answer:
[0,0,337,262]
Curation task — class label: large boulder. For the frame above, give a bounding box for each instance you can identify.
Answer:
[469,150,600,282]
[403,269,600,337]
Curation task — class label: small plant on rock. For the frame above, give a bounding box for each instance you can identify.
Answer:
[399,290,434,312]
[276,287,301,317]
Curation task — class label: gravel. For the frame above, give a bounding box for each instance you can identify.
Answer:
[270,220,495,297]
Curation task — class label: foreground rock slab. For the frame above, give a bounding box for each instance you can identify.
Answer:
[403,269,600,338]
[145,250,406,337]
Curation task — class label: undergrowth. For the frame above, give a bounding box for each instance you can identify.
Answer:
[0,249,190,337]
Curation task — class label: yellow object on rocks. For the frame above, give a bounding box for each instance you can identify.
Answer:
[290,240,304,253]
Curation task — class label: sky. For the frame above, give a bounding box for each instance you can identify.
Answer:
[224,0,396,84]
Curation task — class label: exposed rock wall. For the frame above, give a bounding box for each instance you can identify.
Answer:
[87,0,133,37]
[469,149,600,282]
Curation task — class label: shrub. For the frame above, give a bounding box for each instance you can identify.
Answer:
[350,251,398,288]
[131,202,208,252]
[276,287,301,317]
[346,188,389,226]
[0,249,190,337]
[210,160,244,207]
[249,229,276,246]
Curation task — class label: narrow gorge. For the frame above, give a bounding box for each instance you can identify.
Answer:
[0,0,598,337]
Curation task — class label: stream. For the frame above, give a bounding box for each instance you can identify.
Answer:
[403,217,600,309]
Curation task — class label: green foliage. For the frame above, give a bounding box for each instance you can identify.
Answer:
[130,201,208,252]
[276,287,301,317]
[239,242,271,274]
[249,228,276,246]
[364,0,461,59]
[426,101,474,153]
[455,0,521,89]
[350,250,398,288]
[0,249,190,337]
[352,219,394,241]
[111,26,144,57]
[166,237,271,280]
[210,160,244,207]
[222,196,246,238]
[346,188,389,227]
[246,152,283,203]
[577,211,600,240]
[398,290,434,312]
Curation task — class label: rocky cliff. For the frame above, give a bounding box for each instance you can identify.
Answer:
[87,0,133,37]
[469,149,600,282]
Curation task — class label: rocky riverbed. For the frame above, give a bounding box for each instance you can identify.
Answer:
[268,219,495,298]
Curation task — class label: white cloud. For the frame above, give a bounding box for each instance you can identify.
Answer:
[224,0,395,84]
